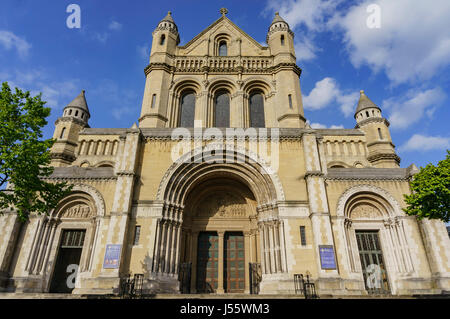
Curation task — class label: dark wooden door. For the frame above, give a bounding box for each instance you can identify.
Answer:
[50,229,85,293]
[356,231,390,294]
[196,232,218,293]
[224,232,245,293]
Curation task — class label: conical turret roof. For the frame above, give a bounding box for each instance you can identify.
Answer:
[355,90,380,116]
[65,90,90,116]
[271,12,288,26]
[160,11,175,24]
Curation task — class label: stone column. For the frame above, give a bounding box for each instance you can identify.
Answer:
[217,230,225,293]
[0,211,21,288]
[231,91,245,127]
[190,231,199,293]
[419,219,450,281]
[244,231,251,294]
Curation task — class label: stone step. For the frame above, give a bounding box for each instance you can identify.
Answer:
[0,292,430,299]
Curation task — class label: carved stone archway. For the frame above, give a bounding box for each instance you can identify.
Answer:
[151,148,287,293]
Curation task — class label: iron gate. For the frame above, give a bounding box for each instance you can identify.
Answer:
[356,231,390,295]
[179,262,192,294]
[294,274,318,299]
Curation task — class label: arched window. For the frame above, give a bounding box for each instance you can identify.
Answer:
[160,35,165,45]
[75,110,79,117]
[288,94,293,109]
[249,92,265,128]
[179,92,196,127]
[214,91,230,127]
[219,41,227,56]
[60,127,66,139]
[281,35,285,45]
[151,94,156,108]
[378,128,383,140]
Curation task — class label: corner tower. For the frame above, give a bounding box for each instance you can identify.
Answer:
[50,90,90,167]
[355,90,400,168]
[267,12,306,128]
[140,11,180,128]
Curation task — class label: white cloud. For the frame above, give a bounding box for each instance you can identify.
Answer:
[399,134,450,152]
[108,21,123,31]
[330,0,450,84]
[0,30,31,58]
[303,77,359,116]
[294,35,318,61]
[2,69,79,109]
[267,0,339,31]
[265,0,339,62]
[383,88,446,130]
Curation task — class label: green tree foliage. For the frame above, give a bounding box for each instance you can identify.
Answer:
[0,82,72,222]
[404,151,450,222]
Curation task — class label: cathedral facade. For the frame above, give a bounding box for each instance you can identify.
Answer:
[0,9,449,296]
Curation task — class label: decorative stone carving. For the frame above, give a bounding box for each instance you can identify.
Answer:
[61,204,93,219]
[195,192,248,218]
[351,204,381,219]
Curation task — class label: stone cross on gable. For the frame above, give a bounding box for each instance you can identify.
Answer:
[220,8,228,16]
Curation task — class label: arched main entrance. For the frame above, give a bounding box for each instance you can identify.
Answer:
[151,148,287,294]
[181,177,259,293]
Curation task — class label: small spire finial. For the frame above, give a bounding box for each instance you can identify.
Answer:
[168,11,171,15]
[275,11,279,16]
[82,90,85,94]
[220,8,228,16]
[360,90,365,94]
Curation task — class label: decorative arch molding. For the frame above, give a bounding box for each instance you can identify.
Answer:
[242,78,273,96]
[336,184,403,218]
[96,160,115,168]
[152,147,287,277]
[207,77,237,95]
[52,183,106,218]
[327,161,349,169]
[171,77,202,96]
[156,145,285,204]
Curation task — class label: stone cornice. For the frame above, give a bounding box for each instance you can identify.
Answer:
[367,153,401,165]
[144,59,301,76]
[326,167,408,181]
[55,116,89,128]
[355,117,390,128]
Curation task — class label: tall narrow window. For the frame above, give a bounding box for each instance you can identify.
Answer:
[378,128,383,140]
[249,92,265,128]
[151,94,156,108]
[366,111,370,117]
[160,35,165,45]
[75,110,79,117]
[214,91,230,127]
[281,35,285,45]
[60,127,66,139]
[288,94,293,109]
[219,41,227,56]
[179,92,196,127]
[133,226,141,246]
[300,226,307,246]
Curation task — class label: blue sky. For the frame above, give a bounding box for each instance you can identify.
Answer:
[0,0,449,169]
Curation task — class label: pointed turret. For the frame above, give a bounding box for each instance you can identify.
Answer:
[354,90,400,168]
[63,90,90,125]
[51,90,90,167]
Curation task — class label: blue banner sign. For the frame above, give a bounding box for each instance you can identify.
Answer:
[319,245,336,269]
[103,244,121,269]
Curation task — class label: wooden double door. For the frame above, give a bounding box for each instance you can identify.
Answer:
[196,231,245,293]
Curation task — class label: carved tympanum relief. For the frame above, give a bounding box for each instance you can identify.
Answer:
[350,204,381,219]
[194,192,251,218]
